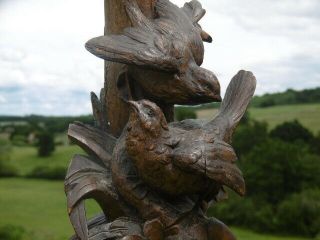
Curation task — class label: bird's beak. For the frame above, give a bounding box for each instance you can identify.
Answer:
[201,30,213,43]
[128,101,140,113]
[223,166,246,197]
[207,162,246,197]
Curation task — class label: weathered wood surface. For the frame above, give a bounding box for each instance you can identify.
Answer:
[65,155,124,240]
[68,122,116,167]
[115,70,255,222]
[65,0,257,239]
[66,70,256,239]
[103,0,157,137]
[88,0,221,133]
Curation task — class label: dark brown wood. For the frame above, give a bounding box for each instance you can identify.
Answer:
[65,1,257,239]
[103,0,156,137]
[114,70,255,225]
[88,0,220,132]
[68,122,116,167]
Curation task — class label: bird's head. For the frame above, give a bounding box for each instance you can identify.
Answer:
[180,64,221,104]
[127,100,168,137]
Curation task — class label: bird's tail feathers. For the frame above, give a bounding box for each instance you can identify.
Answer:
[205,70,256,142]
[219,70,256,127]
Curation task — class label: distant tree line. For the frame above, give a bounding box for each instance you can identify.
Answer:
[0,115,94,153]
[251,87,320,107]
[0,114,93,133]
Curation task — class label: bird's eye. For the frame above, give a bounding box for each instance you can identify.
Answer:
[204,82,213,91]
[146,108,154,117]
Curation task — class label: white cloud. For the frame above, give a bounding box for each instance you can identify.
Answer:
[0,95,6,103]
[0,0,319,115]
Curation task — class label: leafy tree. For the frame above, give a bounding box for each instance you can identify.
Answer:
[311,132,320,155]
[259,98,275,108]
[270,120,314,144]
[277,188,320,237]
[175,107,197,121]
[241,139,315,205]
[37,131,55,157]
[232,120,268,157]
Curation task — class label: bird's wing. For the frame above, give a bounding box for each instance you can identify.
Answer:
[171,139,245,196]
[181,0,206,23]
[155,0,206,31]
[86,27,179,72]
[204,70,256,143]
[155,0,195,30]
[169,119,206,131]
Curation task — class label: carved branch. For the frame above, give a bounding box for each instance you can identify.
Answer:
[103,0,156,137]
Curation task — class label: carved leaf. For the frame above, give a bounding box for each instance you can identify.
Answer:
[68,122,116,168]
[65,154,125,240]
[91,88,108,131]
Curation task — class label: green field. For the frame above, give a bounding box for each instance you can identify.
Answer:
[9,145,83,176]
[0,178,101,240]
[250,103,320,134]
[1,103,319,240]
[196,103,320,134]
[0,178,312,240]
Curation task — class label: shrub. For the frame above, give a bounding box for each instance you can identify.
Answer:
[0,224,25,240]
[175,107,196,121]
[209,193,256,227]
[0,140,17,177]
[10,135,28,147]
[37,131,55,157]
[0,161,18,177]
[270,120,314,144]
[210,194,277,233]
[277,188,320,237]
[26,166,66,180]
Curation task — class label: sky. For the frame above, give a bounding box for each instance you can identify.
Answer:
[0,0,319,116]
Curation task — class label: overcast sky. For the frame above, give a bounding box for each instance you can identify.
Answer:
[0,0,319,116]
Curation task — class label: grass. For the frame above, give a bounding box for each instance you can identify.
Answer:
[0,178,72,240]
[9,145,83,176]
[249,103,320,134]
[232,228,312,240]
[0,178,100,240]
[196,103,320,134]
[0,178,313,240]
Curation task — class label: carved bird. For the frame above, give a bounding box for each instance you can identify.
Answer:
[85,0,221,105]
[124,70,256,198]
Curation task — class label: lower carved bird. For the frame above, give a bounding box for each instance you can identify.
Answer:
[65,70,256,240]
[125,70,256,198]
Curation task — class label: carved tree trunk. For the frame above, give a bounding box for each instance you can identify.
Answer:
[104,0,156,137]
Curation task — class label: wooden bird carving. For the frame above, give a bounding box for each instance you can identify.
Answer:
[65,70,256,240]
[124,70,256,198]
[85,0,221,105]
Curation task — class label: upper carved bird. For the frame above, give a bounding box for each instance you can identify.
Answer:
[85,0,221,105]
[124,70,256,198]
